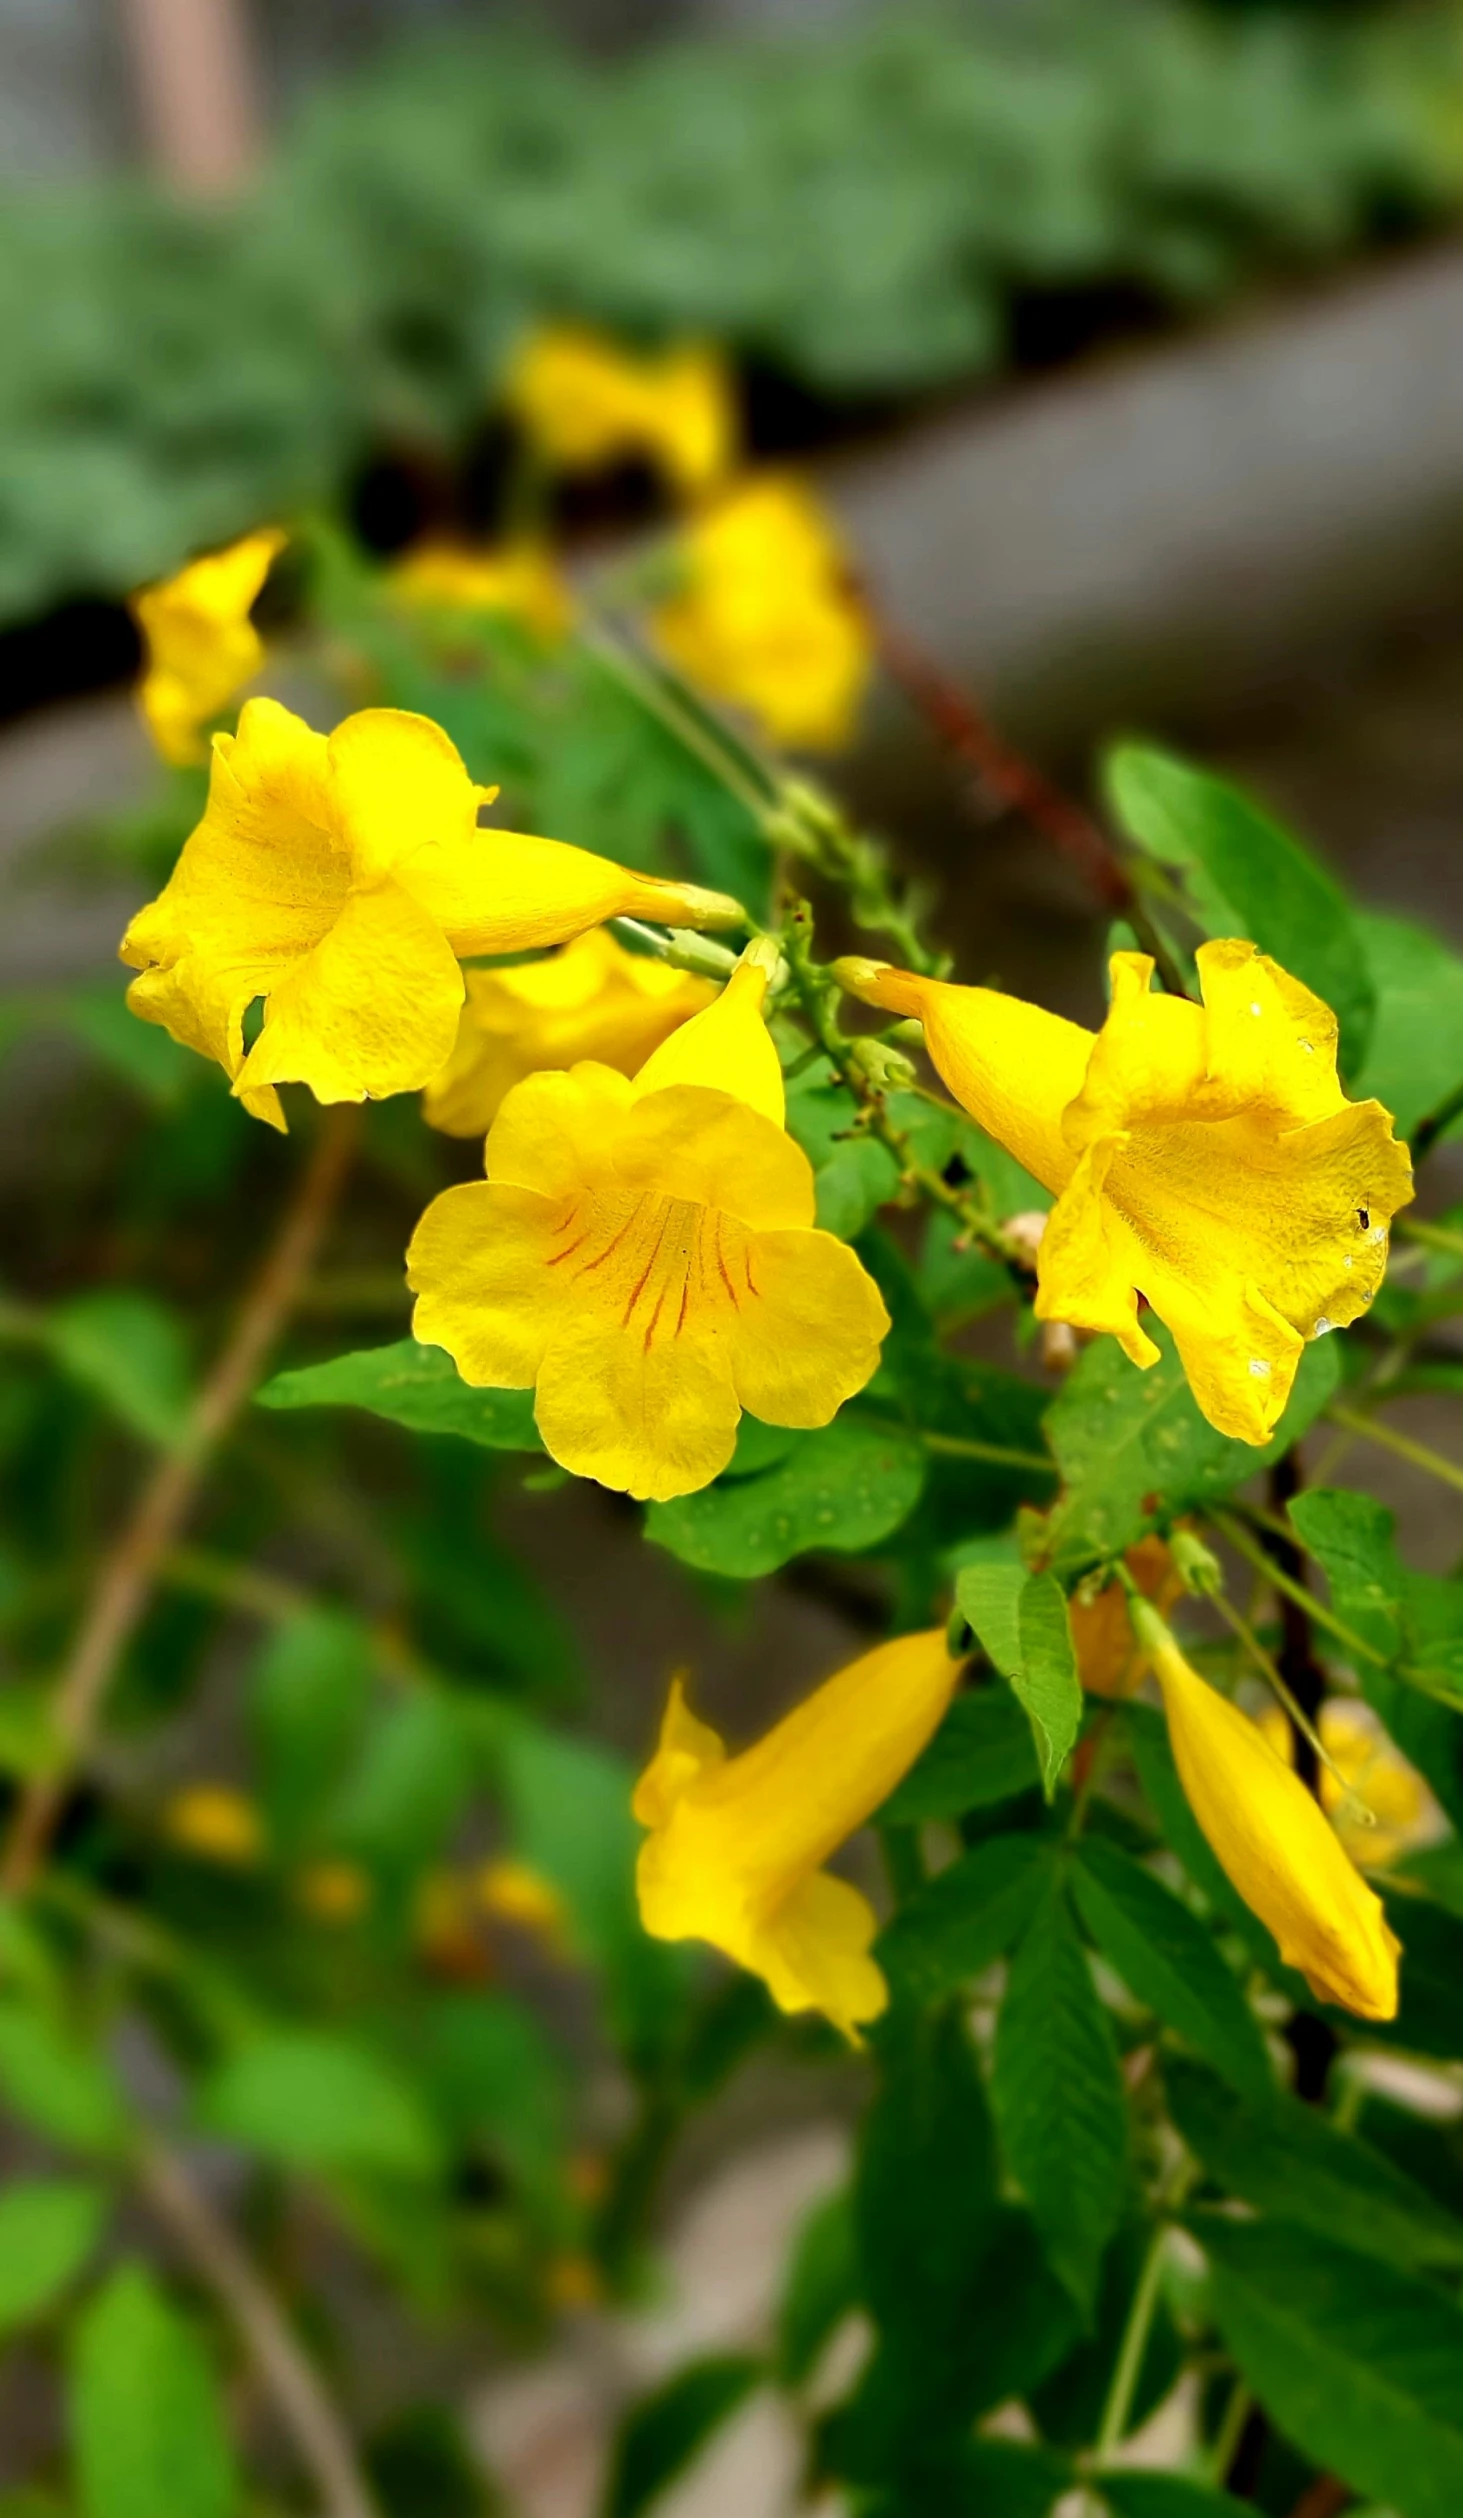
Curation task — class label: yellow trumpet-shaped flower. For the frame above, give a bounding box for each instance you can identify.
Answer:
[634,1632,961,2038]
[132,527,285,766]
[1254,1698,1441,1872]
[653,475,873,751]
[389,539,573,640]
[1131,1600,1400,2019]
[406,945,889,1500]
[423,927,715,1138]
[835,940,1413,1444]
[119,697,743,1132]
[503,324,736,494]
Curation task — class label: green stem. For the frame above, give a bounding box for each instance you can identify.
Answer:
[609,916,742,980]
[1410,1078,1463,1163]
[579,619,775,821]
[1211,1509,1391,1672]
[1207,1587,1349,1795]
[1397,1216,1463,1263]
[1095,2223,1169,2458]
[1325,1401,1463,1498]
[1208,2378,1253,2486]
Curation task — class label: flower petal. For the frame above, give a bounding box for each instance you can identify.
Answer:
[727,1227,889,1426]
[613,1087,815,1230]
[1035,1142,1161,1371]
[749,1869,888,2038]
[486,1065,638,1199]
[133,528,284,765]
[407,1179,564,1386]
[631,1677,726,1829]
[237,875,464,1105]
[327,708,486,887]
[533,1313,741,1501]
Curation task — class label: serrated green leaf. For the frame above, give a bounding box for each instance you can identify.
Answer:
[879,1687,1040,1823]
[202,2033,441,2179]
[602,2356,762,2518]
[1289,1485,1463,1710]
[1200,2218,1463,2518]
[70,2263,237,2518]
[1104,743,1373,1073]
[1166,2055,1463,2274]
[878,1835,1053,2003]
[1042,1322,1339,1573]
[1071,1838,1271,2098]
[256,1340,541,1451]
[955,1565,1080,1794]
[992,1877,1128,2311]
[645,1414,924,1576]
[0,2008,129,2155]
[0,2180,107,2332]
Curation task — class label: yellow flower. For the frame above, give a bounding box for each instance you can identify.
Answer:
[423,928,716,1138]
[1131,1600,1400,2019]
[1072,1535,1183,1700]
[162,1784,265,1867]
[477,1857,574,1956]
[653,475,872,751]
[1255,1698,1440,1871]
[388,539,572,640]
[835,941,1413,1444]
[635,1632,960,2038]
[406,944,889,1501]
[133,527,286,766]
[294,1859,372,1924]
[119,696,744,1132]
[503,324,735,493]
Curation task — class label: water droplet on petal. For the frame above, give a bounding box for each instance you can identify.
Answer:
[1313,1317,1334,1337]
[1248,1358,1272,1378]
[1249,1002,1263,1017]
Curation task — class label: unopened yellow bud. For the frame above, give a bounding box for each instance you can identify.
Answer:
[163,1785,265,1867]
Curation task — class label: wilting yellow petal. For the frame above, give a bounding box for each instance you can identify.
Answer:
[835,942,1413,1446]
[407,1048,887,1499]
[133,527,285,765]
[1133,1602,1400,2019]
[389,539,573,639]
[503,325,736,492]
[653,475,872,750]
[422,929,714,1138]
[634,1633,960,2037]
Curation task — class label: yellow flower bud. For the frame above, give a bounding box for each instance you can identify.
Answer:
[1132,1600,1400,2020]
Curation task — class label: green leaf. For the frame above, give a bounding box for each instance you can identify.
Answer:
[46,1292,191,1447]
[878,1687,1040,1823]
[70,2262,237,2518]
[878,1835,1053,2003]
[955,1566,1080,1795]
[414,1993,569,2231]
[1104,743,1373,1073]
[1099,2478,1251,2518]
[1042,1322,1339,1574]
[645,1414,924,1576]
[602,2356,762,2518]
[1289,1485,1463,1710]
[1200,2218,1463,2518]
[776,2187,857,2388]
[249,1608,374,1852]
[0,2008,129,2154]
[202,2033,441,2179]
[992,1876,1128,2310]
[1071,1838,1271,2099]
[332,1691,470,1882]
[1354,912,1463,1140]
[256,1340,541,1451]
[0,2180,107,2332]
[1166,2056,1463,2275]
[858,2012,998,2335]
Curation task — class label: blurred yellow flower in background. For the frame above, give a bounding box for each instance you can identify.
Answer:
[1254,1696,1441,1870]
[407,944,888,1500]
[477,1857,574,1956]
[294,1858,372,1924]
[132,527,285,767]
[653,475,872,750]
[389,539,573,640]
[503,324,736,493]
[634,1632,960,2039]
[162,1784,265,1866]
[424,928,715,1138]
[120,697,744,1131]
[1130,1598,1400,2018]
[836,940,1412,1444]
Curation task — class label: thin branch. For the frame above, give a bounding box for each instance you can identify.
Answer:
[1326,1400,1463,1498]
[139,2140,378,2518]
[1,1108,358,1894]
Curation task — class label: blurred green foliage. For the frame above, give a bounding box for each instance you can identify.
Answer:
[7,0,1463,625]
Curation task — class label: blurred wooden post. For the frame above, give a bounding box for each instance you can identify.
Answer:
[119,0,262,193]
